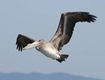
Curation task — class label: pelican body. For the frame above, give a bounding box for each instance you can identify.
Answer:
[16,12,97,63]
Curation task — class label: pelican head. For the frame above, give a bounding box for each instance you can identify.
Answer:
[38,39,45,43]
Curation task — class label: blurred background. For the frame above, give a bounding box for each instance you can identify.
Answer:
[0,0,105,79]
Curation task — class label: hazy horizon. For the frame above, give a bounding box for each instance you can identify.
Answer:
[0,72,101,80]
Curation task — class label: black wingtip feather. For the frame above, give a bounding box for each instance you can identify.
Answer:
[87,14,97,23]
[79,12,97,23]
[64,12,97,23]
[16,34,35,51]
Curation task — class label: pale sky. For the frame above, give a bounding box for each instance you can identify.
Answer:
[0,0,105,79]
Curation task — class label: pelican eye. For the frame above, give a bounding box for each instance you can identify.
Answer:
[38,39,41,42]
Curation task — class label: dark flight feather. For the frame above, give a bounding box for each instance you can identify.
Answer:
[50,12,97,51]
[16,34,35,51]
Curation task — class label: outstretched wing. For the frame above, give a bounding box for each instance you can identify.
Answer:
[50,12,97,51]
[16,34,35,51]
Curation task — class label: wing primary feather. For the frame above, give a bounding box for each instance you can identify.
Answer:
[58,12,97,50]
[16,34,35,51]
[50,12,97,51]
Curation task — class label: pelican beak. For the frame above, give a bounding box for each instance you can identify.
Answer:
[23,41,40,50]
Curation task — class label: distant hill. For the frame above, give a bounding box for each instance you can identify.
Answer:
[0,72,101,80]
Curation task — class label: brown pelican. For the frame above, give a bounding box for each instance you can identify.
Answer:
[16,12,96,63]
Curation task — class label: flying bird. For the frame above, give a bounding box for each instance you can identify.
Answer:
[16,12,97,63]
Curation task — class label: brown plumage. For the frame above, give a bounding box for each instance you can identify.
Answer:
[49,12,96,51]
[16,12,97,62]
[16,34,35,51]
